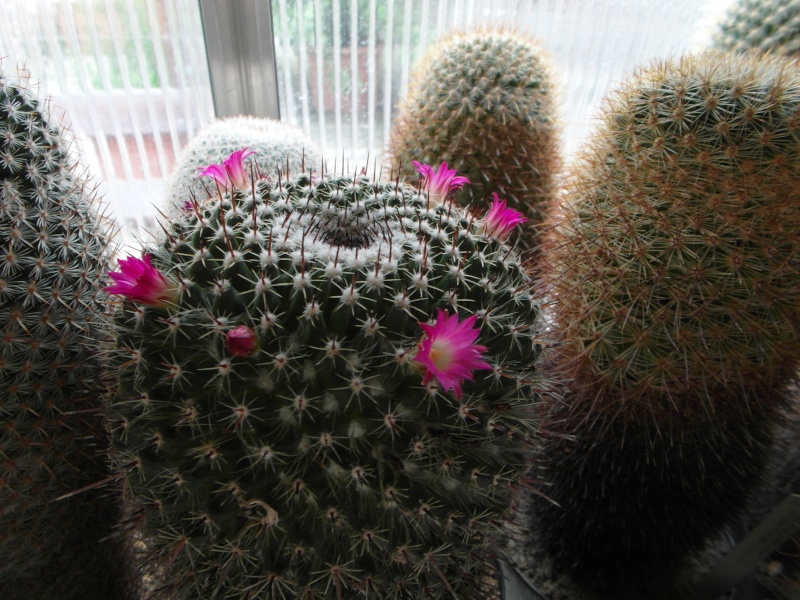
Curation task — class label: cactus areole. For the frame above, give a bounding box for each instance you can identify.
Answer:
[108,157,541,598]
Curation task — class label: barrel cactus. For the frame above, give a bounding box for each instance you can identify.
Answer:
[528,52,800,594]
[713,0,800,57]
[164,116,321,217]
[107,150,542,598]
[0,67,137,598]
[387,29,560,248]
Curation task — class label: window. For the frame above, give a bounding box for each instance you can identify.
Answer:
[0,0,735,248]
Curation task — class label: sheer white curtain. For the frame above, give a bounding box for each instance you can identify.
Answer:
[0,0,215,248]
[0,0,736,247]
[273,0,738,164]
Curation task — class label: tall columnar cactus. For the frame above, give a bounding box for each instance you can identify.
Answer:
[528,52,800,595]
[387,29,560,248]
[0,67,137,598]
[713,0,800,57]
[163,116,322,216]
[107,151,542,598]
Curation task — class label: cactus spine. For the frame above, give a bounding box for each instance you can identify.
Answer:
[163,116,322,216]
[529,52,800,595]
[0,67,137,599]
[388,29,560,248]
[713,0,800,57]
[108,156,542,598]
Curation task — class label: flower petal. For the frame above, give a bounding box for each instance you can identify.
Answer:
[105,254,175,306]
[413,161,470,198]
[483,193,527,239]
[414,309,491,399]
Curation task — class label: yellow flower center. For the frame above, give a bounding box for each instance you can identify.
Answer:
[429,340,454,370]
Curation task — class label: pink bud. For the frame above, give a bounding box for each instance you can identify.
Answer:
[226,326,259,357]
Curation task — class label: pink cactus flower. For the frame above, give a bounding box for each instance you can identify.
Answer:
[198,148,256,190]
[413,161,470,198]
[414,309,492,399]
[105,254,175,306]
[226,326,259,357]
[482,193,527,240]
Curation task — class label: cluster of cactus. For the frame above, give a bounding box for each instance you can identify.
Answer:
[163,116,321,217]
[106,150,543,598]
[388,29,560,249]
[10,17,800,600]
[527,51,800,595]
[0,67,137,598]
[713,0,800,57]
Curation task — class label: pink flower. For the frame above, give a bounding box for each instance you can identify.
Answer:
[413,161,470,198]
[198,148,256,189]
[226,326,259,357]
[482,193,527,240]
[414,309,492,399]
[105,254,175,306]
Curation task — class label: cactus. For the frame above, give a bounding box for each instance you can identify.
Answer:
[0,67,138,598]
[527,52,800,594]
[713,0,800,57]
[163,115,321,216]
[107,152,542,598]
[387,29,560,248]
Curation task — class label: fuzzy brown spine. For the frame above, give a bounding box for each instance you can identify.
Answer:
[527,52,800,594]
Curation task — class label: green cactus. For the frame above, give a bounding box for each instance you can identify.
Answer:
[387,29,560,248]
[0,67,138,598]
[107,156,542,598]
[163,116,322,217]
[527,52,800,594]
[713,0,800,57]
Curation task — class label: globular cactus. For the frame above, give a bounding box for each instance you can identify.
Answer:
[713,0,800,57]
[527,53,800,595]
[388,29,560,248]
[0,67,137,598]
[107,150,542,599]
[163,115,321,216]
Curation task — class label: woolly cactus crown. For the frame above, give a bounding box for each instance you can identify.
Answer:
[164,116,321,213]
[109,154,541,598]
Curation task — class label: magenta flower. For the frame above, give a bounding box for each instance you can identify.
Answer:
[413,161,470,198]
[198,148,256,190]
[482,193,527,240]
[414,309,492,399]
[226,326,259,357]
[105,254,175,306]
